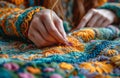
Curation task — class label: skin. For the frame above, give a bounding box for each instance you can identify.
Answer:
[28,9,118,48]
[75,9,118,30]
[28,9,68,48]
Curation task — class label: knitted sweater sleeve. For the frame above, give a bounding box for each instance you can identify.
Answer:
[0,1,44,41]
[99,2,120,23]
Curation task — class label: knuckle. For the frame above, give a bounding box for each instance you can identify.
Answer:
[50,28,56,33]
[95,12,101,15]
[57,19,63,24]
[91,9,96,12]
[82,18,87,22]
[104,17,109,20]
[34,12,40,17]
[101,15,105,18]
[32,17,39,24]
[41,12,49,18]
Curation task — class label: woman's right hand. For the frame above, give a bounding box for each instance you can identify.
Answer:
[28,9,68,48]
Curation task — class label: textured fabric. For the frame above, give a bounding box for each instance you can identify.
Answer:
[0,25,120,78]
[0,1,44,40]
[101,0,120,23]
[0,0,120,78]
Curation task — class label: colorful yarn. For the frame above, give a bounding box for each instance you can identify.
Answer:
[18,73,34,78]
[11,0,24,5]
[15,6,44,39]
[4,63,19,71]
[59,62,74,70]
[72,29,95,42]
[110,54,120,66]
[26,66,41,74]
[0,54,9,58]
[0,0,120,77]
[50,74,63,78]
[97,0,107,6]
[79,61,113,74]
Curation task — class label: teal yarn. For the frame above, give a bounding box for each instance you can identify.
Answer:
[93,26,119,40]
[0,26,120,77]
[15,6,43,40]
[28,0,35,6]
[100,3,120,18]
[0,68,18,78]
[31,40,119,63]
[0,26,120,64]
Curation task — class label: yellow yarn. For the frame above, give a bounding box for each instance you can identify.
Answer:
[67,36,84,51]
[72,29,95,42]
[110,55,120,66]
[79,61,113,74]
[42,36,84,57]
[97,0,107,7]
[0,54,9,58]
[94,75,111,78]
[106,49,117,56]
[59,62,74,70]
[42,48,65,57]
[11,0,24,5]
[27,66,41,74]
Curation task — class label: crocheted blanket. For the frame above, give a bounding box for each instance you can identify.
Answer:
[0,26,120,78]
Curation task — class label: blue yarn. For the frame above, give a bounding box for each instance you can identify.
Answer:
[28,0,35,6]
[15,6,41,40]
[29,40,119,64]
[0,68,18,78]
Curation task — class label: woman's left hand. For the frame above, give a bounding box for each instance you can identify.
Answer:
[75,9,118,30]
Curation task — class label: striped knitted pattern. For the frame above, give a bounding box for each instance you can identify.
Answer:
[0,25,120,78]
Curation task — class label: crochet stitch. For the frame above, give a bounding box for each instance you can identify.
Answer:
[0,25,120,78]
[0,0,120,78]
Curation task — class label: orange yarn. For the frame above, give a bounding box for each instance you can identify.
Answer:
[94,75,111,78]
[110,54,120,66]
[21,8,41,37]
[0,8,23,37]
[28,54,42,61]
[11,0,24,5]
[107,50,117,56]
[42,36,84,57]
[97,0,107,7]
[79,61,113,74]
[59,62,74,70]
[67,36,84,51]
[0,54,9,58]
[27,66,41,74]
[42,48,65,57]
[72,29,95,42]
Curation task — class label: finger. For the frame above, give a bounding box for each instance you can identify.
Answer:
[87,12,101,27]
[41,14,67,44]
[33,17,56,43]
[29,17,53,47]
[54,18,67,40]
[76,9,94,29]
[30,31,52,48]
[102,20,111,27]
[95,16,106,27]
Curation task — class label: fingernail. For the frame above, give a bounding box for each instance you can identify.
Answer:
[64,41,73,46]
[68,42,73,46]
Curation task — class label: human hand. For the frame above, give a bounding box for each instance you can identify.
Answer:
[28,9,68,48]
[74,9,118,30]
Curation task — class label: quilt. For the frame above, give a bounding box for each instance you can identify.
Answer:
[0,25,120,78]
